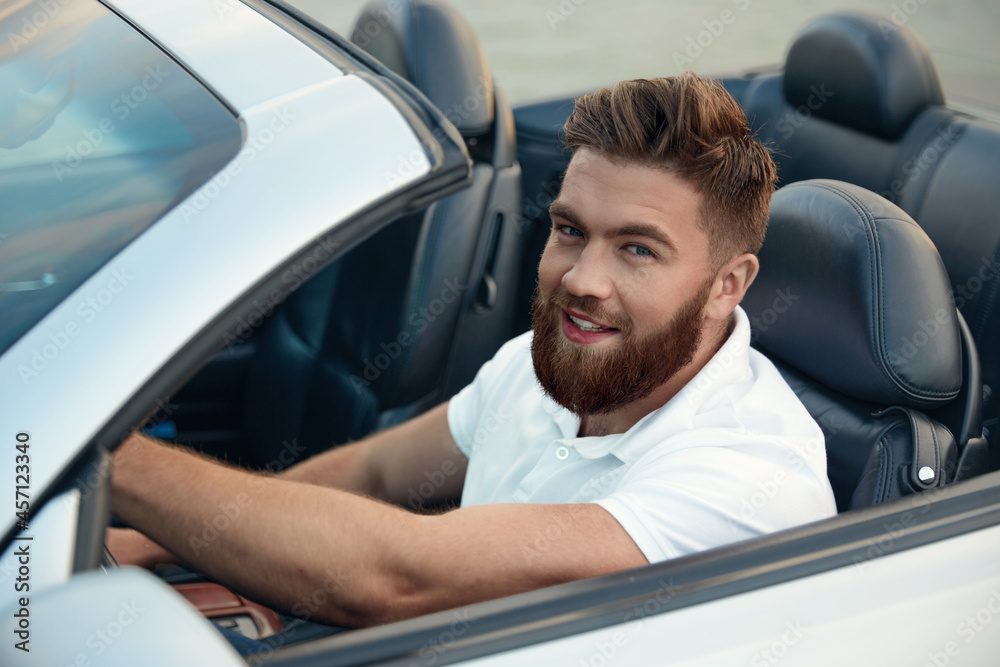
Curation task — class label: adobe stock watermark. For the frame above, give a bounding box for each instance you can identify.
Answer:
[286,567,353,622]
[850,485,946,575]
[773,84,835,143]
[405,404,513,511]
[51,64,170,182]
[353,278,468,386]
[576,577,680,667]
[221,237,341,348]
[520,174,564,233]
[384,76,492,187]
[886,308,952,367]
[407,609,478,667]
[6,0,70,53]
[750,620,809,666]
[179,107,295,222]
[672,0,752,72]
[242,567,354,666]
[212,0,249,21]
[619,577,680,629]
[921,587,1000,667]
[187,439,307,556]
[730,434,825,526]
[350,0,407,49]
[545,0,587,31]
[79,601,145,663]
[684,330,750,405]
[952,256,1000,312]
[520,464,625,564]
[405,457,463,512]
[878,0,933,37]
[17,267,135,385]
[686,289,799,405]
[748,287,798,344]
[879,122,962,203]
[52,398,178,517]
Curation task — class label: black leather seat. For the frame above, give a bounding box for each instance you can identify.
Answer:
[740,11,946,194]
[236,0,523,468]
[737,11,1000,463]
[743,180,989,510]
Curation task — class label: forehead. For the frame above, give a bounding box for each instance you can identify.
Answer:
[555,149,707,246]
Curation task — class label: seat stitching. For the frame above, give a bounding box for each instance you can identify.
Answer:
[876,440,890,503]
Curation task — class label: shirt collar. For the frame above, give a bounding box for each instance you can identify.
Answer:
[538,306,753,463]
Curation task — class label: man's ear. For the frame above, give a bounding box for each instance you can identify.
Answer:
[705,253,759,321]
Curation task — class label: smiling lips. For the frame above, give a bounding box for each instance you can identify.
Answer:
[561,308,620,344]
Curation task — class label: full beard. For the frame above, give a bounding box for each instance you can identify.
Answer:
[530,282,712,415]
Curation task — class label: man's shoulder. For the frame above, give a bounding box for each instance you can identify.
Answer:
[624,342,829,487]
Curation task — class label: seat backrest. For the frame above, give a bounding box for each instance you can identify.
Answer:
[741,11,945,193]
[740,10,1000,461]
[894,119,1000,449]
[238,0,524,468]
[742,180,988,510]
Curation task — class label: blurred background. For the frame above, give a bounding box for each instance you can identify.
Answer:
[288,0,1000,120]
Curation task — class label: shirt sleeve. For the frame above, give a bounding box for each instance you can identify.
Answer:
[447,332,533,458]
[592,440,836,563]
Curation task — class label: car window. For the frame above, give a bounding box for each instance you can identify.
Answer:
[0,0,242,355]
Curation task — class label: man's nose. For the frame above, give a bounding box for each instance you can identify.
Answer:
[562,245,613,300]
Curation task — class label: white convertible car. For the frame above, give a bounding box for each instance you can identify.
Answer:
[2,0,1000,665]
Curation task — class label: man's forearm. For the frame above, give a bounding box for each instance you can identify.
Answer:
[279,402,464,507]
[279,437,381,496]
[112,434,421,627]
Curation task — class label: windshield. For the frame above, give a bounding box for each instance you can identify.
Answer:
[0,0,242,355]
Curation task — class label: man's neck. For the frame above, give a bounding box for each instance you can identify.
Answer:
[577,314,735,438]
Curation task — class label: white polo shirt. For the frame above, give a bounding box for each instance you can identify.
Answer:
[447,306,837,563]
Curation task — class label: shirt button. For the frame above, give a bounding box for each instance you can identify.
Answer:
[555,446,570,460]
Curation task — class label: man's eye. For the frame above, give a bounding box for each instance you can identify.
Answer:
[627,244,653,257]
[557,225,583,237]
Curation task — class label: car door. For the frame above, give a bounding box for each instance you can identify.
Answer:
[0,0,469,662]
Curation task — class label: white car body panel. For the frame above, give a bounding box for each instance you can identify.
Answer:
[455,523,1000,666]
[0,569,244,665]
[113,0,345,113]
[0,491,78,594]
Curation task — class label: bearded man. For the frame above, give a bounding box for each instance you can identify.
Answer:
[109,74,837,638]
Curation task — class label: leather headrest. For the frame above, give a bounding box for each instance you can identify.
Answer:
[784,11,944,140]
[744,180,962,408]
[351,0,494,137]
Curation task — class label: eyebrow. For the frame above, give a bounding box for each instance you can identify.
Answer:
[549,201,678,254]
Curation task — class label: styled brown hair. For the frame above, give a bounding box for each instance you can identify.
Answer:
[562,74,777,265]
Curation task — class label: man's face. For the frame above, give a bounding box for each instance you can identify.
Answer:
[531,148,717,415]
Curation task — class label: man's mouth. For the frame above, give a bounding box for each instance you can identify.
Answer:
[561,309,620,344]
[567,314,615,332]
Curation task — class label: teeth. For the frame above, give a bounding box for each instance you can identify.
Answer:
[569,315,608,332]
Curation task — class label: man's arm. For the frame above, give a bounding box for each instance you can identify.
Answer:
[109,402,465,566]
[110,432,647,628]
[279,402,467,508]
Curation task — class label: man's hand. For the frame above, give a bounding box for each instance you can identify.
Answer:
[106,527,179,569]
